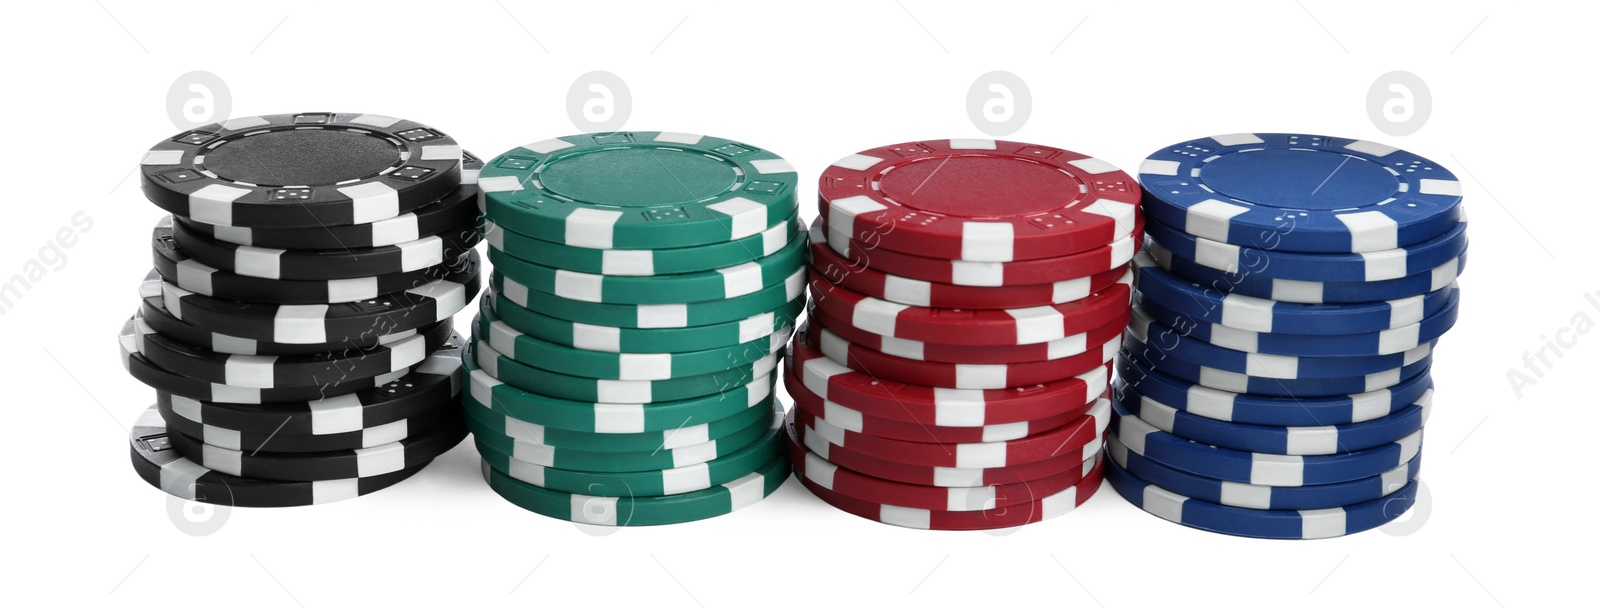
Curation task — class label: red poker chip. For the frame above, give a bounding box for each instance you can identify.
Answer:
[818,139,1141,262]
[783,364,1091,444]
[786,408,1103,488]
[809,303,1131,365]
[786,325,1108,426]
[810,244,1130,310]
[817,218,1142,287]
[807,320,1119,389]
[793,397,1110,468]
[784,424,1099,513]
[809,275,1132,346]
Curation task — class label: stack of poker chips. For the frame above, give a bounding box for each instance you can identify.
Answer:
[789,139,1142,530]
[1108,133,1464,539]
[466,132,800,526]
[123,113,479,508]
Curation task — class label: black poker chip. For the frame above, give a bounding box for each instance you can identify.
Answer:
[167,215,481,281]
[139,113,463,228]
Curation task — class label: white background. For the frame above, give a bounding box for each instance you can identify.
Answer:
[2,1,1590,606]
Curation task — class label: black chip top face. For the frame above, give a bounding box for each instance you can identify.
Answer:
[139,113,463,228]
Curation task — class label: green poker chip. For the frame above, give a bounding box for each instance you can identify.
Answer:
[493,268,805,329]
[477,132,798,250]
[487,291,805,354]
[468,400,776,472]
[481,449,790,526]
[469,340,778,403]
[463,345,778,433]
[473,306,790,381]
[487,232,804,305]
[463,391,773,452]
[477,410,783,496]
[484,213,802,276]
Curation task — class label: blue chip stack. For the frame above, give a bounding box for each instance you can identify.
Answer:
[1107,133,1466,539]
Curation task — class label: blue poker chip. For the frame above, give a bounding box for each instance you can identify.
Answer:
[1138,133,1463,254]
[1116,354,1434,426]
[1105,456,1420,539]
[1107,433,1422,511]
[1132,250,1460,335]
[1121,342,1433,398]
[1129,308,1435,380]
[1144,215,1468,283]
[1136,286,1461,357]
[1114,378,1432,455]
[1110,399,1424,486]
[1148,239,1466,304]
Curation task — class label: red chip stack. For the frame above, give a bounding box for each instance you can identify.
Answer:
[784,139,1142,530]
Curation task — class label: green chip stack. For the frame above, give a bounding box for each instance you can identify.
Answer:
[466,132,803,526]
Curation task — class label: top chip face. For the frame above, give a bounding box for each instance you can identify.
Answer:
[1138,133,1464,254]
[478,132,798,250]
[818,139,1141,263]
[140,113,464,228]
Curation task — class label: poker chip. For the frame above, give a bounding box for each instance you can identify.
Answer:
[482,452,789,526]
[158,397,457,454]
[1144,216,1468,283]
[495,269,805,329]
[1130,308,1436,379]
[151,270,478,344]
[484,213,802,277]
[1106,434,1422,511]
[785,365,1092,444]
[472,341,777,403]
[469,401,779,473]
[466,135,802,523]
[1116,380,1433,455]
[819,139,1140,261]
[796,460,1102,531]
[155,218,481,305]
[786,424,1099,513]
[464,349,778,434]
[1123,336,1434,398]
[1148,239,1466,305]
[478,132,796,249]
[171,216,480,281]
[1112,397,1423,487]
[129,406,430,508]
[1116,354,1432,427]
[810,238,1132,310]
[1137,288,1461,357]
[130,315,453,389]
[488,291,804,354]
[809,273,1132,346]
[488,234,803,305]
[173,151,483,249]
[809,303,1129,364]
[154,339,464,436]
[1137,133,1463,254]
[820,219,1141,287]
[140,113,463,228]
[464,390,773,452]
[481,414,784,497]
[793,411,1106,488]
[124,114,480,506]
[475,302,790,381]
[796,397,1109,469]
[166,416,467,482]
[1105,457,1420,540]
[1131,250,1459,335]
[788,330,1110,426]
[810,320,1120,389]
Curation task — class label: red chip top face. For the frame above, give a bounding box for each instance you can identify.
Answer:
[818,139,1141,262]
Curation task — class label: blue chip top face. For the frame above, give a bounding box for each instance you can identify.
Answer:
[1139,134,1463,254]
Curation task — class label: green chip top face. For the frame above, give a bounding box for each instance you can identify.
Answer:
[479,132,798,249]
